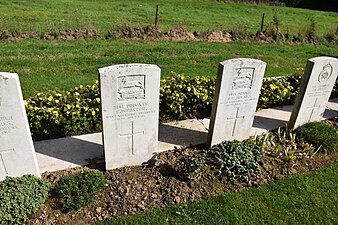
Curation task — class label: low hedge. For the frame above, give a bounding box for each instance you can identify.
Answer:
[25,68,338,141]
[26,81,102,140]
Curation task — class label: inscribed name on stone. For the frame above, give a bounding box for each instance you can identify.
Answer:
[288,57,338,129]
[0,73,40,181]
[99,64,160,169]
[207,58,266,147]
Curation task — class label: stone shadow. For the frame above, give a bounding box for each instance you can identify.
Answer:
[34,136,104,171]
[253,116,288,130]
[159,124,207,146]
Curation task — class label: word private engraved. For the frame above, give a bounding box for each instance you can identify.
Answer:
[117,75,145,101]
[318,63,333,83]
[232,67,255,90]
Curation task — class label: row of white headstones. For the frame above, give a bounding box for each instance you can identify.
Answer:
[0,56,337,181]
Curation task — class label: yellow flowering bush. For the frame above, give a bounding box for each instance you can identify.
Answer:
[25,81,101,141]
[160,72,215,121]
[258,68,303,109]
[25,68,338,140]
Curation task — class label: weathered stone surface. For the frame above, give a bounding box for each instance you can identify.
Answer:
[207,58,266,147]
[288,57,338,129]
[0,72,40,181]
[99,64,160,169]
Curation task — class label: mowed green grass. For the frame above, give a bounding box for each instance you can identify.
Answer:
[0,39,337,98]
[0,0,337,35]
[98,163,338,225]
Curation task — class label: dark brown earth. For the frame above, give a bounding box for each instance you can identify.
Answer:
[0,27,281,43]
[23,119,338,225]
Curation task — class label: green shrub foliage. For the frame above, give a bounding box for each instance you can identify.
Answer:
[160,72,215,121]
[0,175,51,223]
[175,152,207,182]
[54,170,107,212]
[205,139,262,182]
[25,68,338,140]
[295,122,338,153]
[175,139,262,182]
[26,82,101,140]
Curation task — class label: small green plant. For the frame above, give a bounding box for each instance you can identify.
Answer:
[0,175,51,223]
[295,122,338,153]
[54,170,107,212]
[175,151,207,181]
[257,127,317,163]
[205,139,262,182]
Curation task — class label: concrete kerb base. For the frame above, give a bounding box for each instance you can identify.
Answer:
[34,98,338,173]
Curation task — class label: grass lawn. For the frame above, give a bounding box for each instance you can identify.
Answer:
[0,0,337,35]
[98,162,338,225]
[0,39,337,98]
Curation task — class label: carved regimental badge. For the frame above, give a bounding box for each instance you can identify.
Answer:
[232,67,255,90]
[117,75,145,101]
[318,63,333,83]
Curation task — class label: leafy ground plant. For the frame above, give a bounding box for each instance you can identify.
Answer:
[205,139,262,182]
[54,170,107,212]
[174,139,263,183]
[0,175,50,223]
[295,121,338,153]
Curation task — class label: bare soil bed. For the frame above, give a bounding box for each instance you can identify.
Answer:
[0,27,284,43]
[24,118,338,225]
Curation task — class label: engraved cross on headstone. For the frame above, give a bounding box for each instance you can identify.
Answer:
[307,98,321,122]
[0,148,14,176]
[119,121,144,155]
[227,107,245,137]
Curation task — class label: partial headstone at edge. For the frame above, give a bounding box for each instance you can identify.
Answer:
[0,72,40,181]
[99,63,161,169]
[288,56,338,130]
[207,58,266,147]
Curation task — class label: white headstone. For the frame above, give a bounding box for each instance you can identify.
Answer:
[0,73,40,181]
[288,57,338,129]
[207,58,266,147]
[99,64,160,169]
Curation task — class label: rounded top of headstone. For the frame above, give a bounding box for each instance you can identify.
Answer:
[219,58,266,66]
[98,63,160,74]
[309,56,338,63]
[0,72,18,79]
